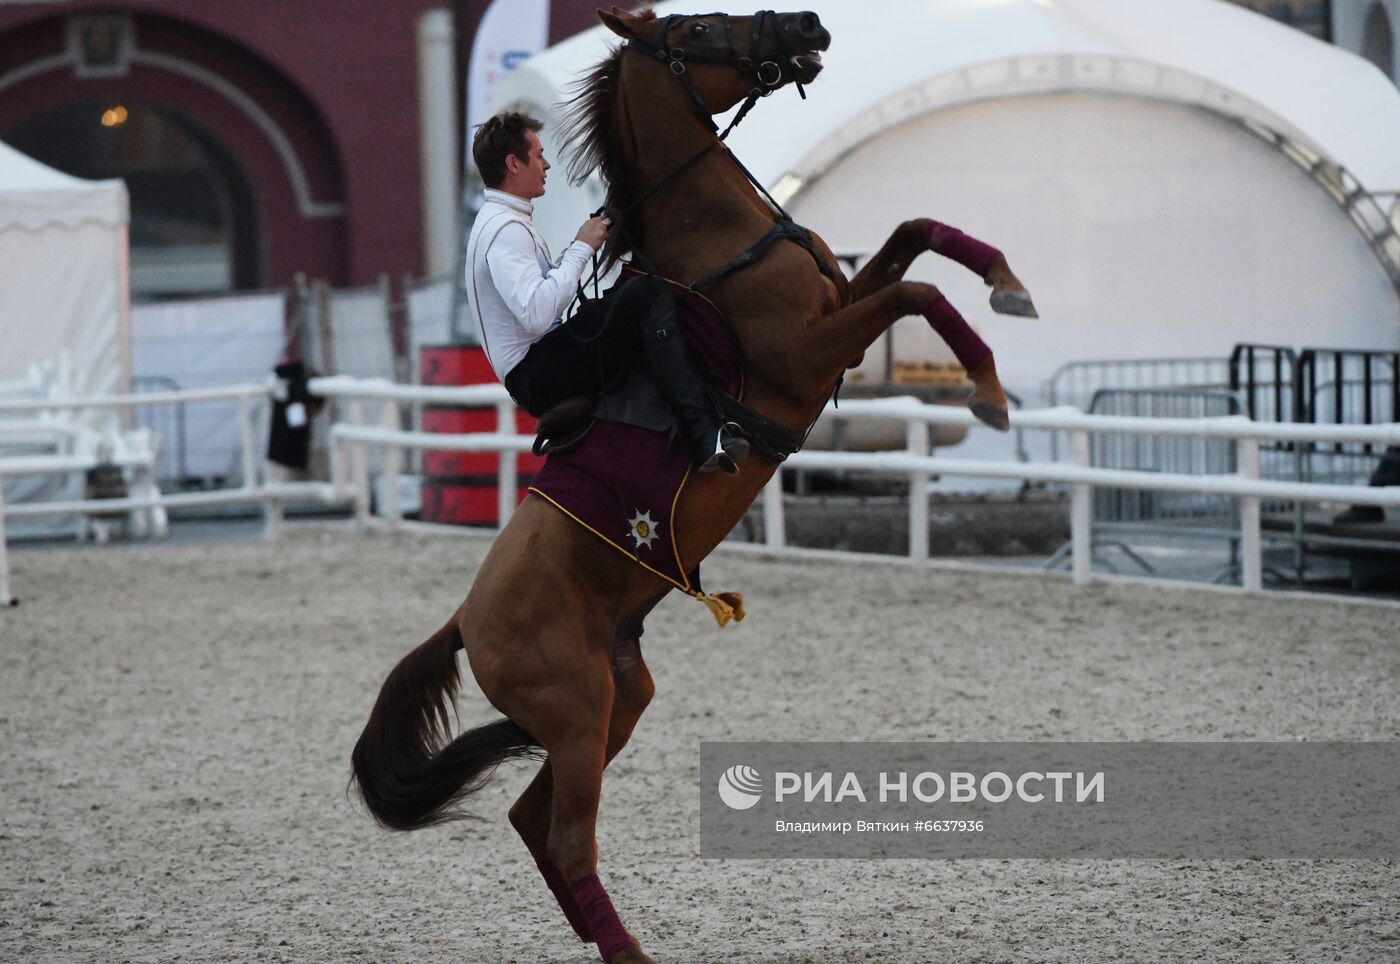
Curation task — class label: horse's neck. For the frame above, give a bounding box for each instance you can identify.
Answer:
[618,62,774,274]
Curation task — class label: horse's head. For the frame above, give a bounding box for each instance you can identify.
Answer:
[599,7,830,114]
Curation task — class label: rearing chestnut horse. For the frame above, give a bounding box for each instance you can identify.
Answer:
[352,8,1035,962]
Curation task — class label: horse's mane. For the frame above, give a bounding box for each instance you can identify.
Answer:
[556,9,658,213]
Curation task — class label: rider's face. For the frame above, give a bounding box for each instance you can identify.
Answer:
[507,129,550,200]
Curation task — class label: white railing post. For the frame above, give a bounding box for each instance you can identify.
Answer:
[907,417,930,563]
[496,399,518,531]
[262,496,283,541]
[238,392,258,492]
[380,401,402,527]
[764,469,786,550]
[1237,435,1263,592]
[328,397,347,498]
[0,471,13,606]
[1070,429,1093,585]
[347,399,371,526]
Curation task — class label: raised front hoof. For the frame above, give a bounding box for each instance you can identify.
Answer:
[989,288,1039,318]
[969,398,1011,433]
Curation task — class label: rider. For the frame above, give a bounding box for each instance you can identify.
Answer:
[465,111,748,474]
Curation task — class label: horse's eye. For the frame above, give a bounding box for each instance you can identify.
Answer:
[689,22,709,37]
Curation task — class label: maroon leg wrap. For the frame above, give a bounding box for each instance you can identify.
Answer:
[536,857,593,942]
[926,221,1001,277]
[571,873,634,961]
[924,296,993,373]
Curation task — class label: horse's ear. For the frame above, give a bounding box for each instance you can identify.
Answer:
[598,7,643,40]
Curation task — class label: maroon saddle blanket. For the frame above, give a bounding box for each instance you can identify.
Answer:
[528,275,743,608]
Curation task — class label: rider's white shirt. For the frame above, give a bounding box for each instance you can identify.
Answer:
[466,188,594,382]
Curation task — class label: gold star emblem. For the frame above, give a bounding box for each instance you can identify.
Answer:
[627,509,658,550]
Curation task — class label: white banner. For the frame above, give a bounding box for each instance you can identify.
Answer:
[131,293,285,481]
[466,0,551,160]
[327,287,394,381]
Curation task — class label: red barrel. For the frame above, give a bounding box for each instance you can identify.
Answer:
[419,345,541,526]
[420,344,495,386]
[420,480,535,526]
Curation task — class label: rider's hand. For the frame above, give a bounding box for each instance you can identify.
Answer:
[575,216,612,252]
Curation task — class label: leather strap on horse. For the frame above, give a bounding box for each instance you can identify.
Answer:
[707,389,805,463]
[688,219,833,292]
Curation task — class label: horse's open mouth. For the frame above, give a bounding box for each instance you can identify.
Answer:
[791,50,823,84]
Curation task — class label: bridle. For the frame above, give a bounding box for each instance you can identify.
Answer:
[624,10,813,139]
[597,12,818,245]
[575,10,832,305]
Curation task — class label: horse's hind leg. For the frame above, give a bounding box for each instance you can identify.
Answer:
[509,637,655,944]
[510,762,591,941]
[494,635,653,963]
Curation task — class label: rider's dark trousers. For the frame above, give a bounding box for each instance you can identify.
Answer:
[503,277,652,417]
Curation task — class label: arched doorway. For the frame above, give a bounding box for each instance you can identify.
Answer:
[7,100,261,298]
[1362,2,1395,78]
[0,11,351,291]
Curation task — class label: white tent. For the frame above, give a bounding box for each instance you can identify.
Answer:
[492,0,1400,405]
[0,140,130,400]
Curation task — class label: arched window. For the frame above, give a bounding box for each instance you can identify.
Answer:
[6,101,260,298]
[1362,2,1395,79]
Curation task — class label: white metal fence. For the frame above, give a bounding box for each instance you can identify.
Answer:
[307,379,1400,593]
[4,377,1400,607]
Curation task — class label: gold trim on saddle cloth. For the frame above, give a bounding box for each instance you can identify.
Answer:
[526,267,748,629]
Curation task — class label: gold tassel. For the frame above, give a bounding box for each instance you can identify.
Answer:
[698,591,747,628]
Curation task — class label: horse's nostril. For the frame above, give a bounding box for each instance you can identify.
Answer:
[799,13,820,38]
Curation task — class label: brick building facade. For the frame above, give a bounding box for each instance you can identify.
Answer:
[0,1,601,296]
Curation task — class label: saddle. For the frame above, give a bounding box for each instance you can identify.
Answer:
[529,267,806,461]
[532,387,804,464]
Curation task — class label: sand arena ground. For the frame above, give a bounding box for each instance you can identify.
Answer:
[2,524,1397,962]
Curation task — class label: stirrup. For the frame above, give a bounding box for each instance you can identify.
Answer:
[698,423,749,476]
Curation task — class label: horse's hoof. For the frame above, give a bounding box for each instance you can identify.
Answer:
[990,288,1039,318]
[607,947,657,964]
[969,399,1011,433]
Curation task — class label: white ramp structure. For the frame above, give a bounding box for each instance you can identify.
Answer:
[490,0,1400,406]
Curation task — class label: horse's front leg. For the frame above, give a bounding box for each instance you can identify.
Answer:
[849,219,1038,319]
[508,637,656,959]
[798,279,1011,431]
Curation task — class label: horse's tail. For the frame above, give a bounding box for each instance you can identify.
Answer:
[350,620,542,831]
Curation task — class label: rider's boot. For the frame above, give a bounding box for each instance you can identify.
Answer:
[641,291,749,475]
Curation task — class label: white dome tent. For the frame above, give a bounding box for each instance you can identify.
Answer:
[0,140,130,401]
[489,0,1400,413]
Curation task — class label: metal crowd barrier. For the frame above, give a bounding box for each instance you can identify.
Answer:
[1042,388,1246,580]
